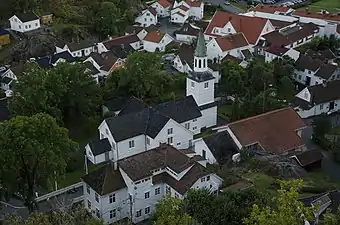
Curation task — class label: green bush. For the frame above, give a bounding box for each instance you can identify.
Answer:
[0,92,6,99]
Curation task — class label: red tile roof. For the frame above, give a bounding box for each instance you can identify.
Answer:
[205,11,269,44]
[227,107,306,154]
[293,10,340,22]
[215,32,249,51]
[185,0,202,7]
[158,0,171,8]
[178,5,190,11]
[176,11,187,17]
[143,31,165,43]
[249,4,290,14]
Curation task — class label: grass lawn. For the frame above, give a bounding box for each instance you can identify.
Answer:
[218,104,233,120]
[299,0,340,13]
[231,1,248,11]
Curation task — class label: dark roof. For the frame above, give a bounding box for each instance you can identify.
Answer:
[82,163,126,195]
[103,34,140,50]
[175,23,200,36]
[118,144,197,181]
[0,98,11,122]
[203,131,239,164]
[51,51,76,64]
[154,96,201,123]
[294,150,323,167]
[118,97,147,116]
[89,52,118,72]
[265,45,289,56]
[84,61,100,75]
[221,54,243,64]
[241,49,253,60]
[178,44,194,66]
[15,12,39,22]
[36,56,52,69]
[314,64,338,80]
[292,97,312,110]
[0,28,9,36]
[306,80,340,105]
[199,101,217,111]
[1,77,12,84]
[105,107,170,142]
[305,49,336,61]
[110,45,134,59]
[269,19,295,29]
[153,163,210,194]
[103,97,128,112]
[262,23,319,47]
[67,40,94,51]
[188,71,215,82]
[295,54,323,72]
[88,138,111,156]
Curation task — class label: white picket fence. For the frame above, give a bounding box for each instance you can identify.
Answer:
[35,182,83,202]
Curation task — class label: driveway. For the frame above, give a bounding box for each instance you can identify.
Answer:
[158,18,181,37]
[203,0,245,14]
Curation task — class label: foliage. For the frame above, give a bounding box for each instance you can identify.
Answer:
[4,206,104,225]
[298,35,340,53]
[184,188,268,225]
[9,63,102,125]
[219,58,295,121]
[105,51,180,103]
[0,113,78,212]
[152,194,192,225]
[244,179,314,225]
[323,207,340,225]
[312,116,332,141]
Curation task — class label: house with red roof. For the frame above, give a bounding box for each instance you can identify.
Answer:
[216,107,308,155]
[170,0,204,24]
[135,6,158,28]
[204,11,275,48]
[151,0,172,17]
[206,32,250,62]
[142,31,173,52]
[170,4,190,24]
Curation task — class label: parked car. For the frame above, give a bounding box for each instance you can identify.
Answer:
[224,1,231,5]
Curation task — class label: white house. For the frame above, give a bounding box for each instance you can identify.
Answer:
[151,0,172,17]
[173,0,204,21]
[55,40,95,58]
[97,34,142,54]
[294,80,340,118]
[0,67,17,91]
[35,51,76,69]
[9,12,40,33]
[82,144,223,224]
[204,11,275,46]
[264,46,300,63]
[293,55,340,86]
[143,31,173,52]
[206,32,250,62]
[170,10,189,24]
[175,23,200,43]
[135,7,158,27]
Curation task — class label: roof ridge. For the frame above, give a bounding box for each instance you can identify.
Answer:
[227,107,292,126]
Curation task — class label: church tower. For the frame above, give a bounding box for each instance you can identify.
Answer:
[186,30,217,128]
[186,30,215,107]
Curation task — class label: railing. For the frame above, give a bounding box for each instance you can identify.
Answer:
[35,182,83,202]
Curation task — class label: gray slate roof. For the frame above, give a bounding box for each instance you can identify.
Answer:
[188,71,215,82]
[15,12,39,22]
[314,63,338,80]
[88,138,111,156]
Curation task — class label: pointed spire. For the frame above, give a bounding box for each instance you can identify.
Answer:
[194,29,207,57]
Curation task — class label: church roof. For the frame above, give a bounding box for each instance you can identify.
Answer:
[194,30,206,57]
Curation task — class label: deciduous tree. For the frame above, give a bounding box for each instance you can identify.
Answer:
[244,179,313,225]
[0,113,78,213]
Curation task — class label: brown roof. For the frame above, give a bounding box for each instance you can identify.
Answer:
[103,34,140,50]
[82,163,127,195]
[157,0,171,8]
[221,54,243,64]
[147,6,157,16]
[178,44,194,65]
[293,10,340,22]
[153,163,210,194]
[249,4,290,14]
[185,0,202,7]
[144,31,165,43]
[294,150,323,167]
[265,45,289,56]
[215,32,249,51]
[205,11,269,44]
[89,52,119,72]
[176,11,187,17]
[269,19,295,29]
[178,5,190,11]
[263,23,318,47]
[227,107,306,154]
[118,144,196,181]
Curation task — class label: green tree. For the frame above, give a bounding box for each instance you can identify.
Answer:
[10,63,102,125]
[0,113,78,213]
[244,179,313,225]
[184,188,267,225]
[219,60,246,96]
[312,116,332,140]
[105,51,173,102]
[153,194,192,225]
[323,207,340,225]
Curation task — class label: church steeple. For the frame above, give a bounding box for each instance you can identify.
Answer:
[194,30,208,72]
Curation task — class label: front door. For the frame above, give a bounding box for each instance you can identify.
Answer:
[305,76,311,86]
[329,101,335,111]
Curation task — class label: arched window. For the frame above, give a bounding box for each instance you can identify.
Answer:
[203,59,206,68]
[199,59,201,68]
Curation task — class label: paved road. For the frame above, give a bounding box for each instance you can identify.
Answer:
[204,0,245,14]
[0,187,83,219]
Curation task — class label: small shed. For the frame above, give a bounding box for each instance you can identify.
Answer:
[40,12,53,24]
[292,150,324,170]
[0,28,10,46]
